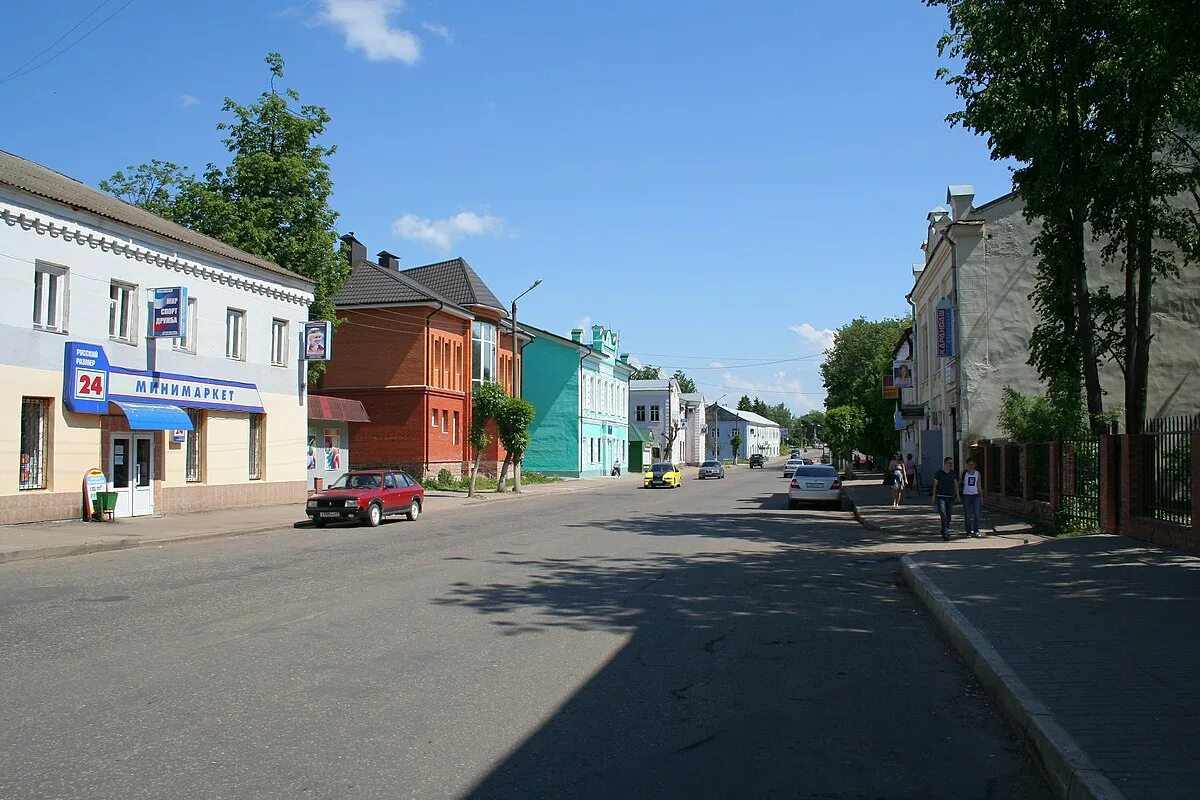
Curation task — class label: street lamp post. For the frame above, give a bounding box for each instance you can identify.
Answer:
[510,279,541,492]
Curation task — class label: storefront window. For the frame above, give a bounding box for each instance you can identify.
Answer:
[248,414,264,480]
[19,398,49,490]
[472,321,497,385]
[186,409,204,482]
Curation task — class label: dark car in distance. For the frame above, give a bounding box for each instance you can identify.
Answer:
[306,469,424,528]
[748,454,766,468]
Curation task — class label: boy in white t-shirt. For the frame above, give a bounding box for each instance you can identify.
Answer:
[961,458,983,538]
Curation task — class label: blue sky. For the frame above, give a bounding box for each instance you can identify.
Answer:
[1,0,1013,413]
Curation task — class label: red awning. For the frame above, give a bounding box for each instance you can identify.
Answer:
[307,395,370,423]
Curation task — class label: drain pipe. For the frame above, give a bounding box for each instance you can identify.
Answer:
[578,343,594,475]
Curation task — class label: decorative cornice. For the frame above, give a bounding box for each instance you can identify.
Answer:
[1,203,314,308]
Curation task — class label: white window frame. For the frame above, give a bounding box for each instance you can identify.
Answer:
[174,297,198,353]
[225,308,246,361]
[431,408,439,428]
[472,322,498,385]
[271,318,289,367]
[108,281,138,343]
[32,262,68,333]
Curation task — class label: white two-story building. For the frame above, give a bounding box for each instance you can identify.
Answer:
[1,150,315,523]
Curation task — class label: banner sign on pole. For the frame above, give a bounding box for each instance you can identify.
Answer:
[936,299,955,358]
[151,287,187,337]
[303,321,333,361]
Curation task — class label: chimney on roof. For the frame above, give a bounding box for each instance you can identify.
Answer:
[619,352,630,365]
[377,250,400,271]
[946,185,975,222]
[340,233,367,266]
[570,328,584,343]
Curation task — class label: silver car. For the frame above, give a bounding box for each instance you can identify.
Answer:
[782,459,803,478]
[698,460,725,479]
[788,465,843,509]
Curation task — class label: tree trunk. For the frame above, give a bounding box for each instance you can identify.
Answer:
[468,450,485,497]
[495,452,512,492]
[513,456,522,493]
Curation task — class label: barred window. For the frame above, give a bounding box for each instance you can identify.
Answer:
[185,409,204,482]
[248,414,264,480]
[19,398,49,490]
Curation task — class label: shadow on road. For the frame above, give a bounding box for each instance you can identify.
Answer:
[433,507,1052,799]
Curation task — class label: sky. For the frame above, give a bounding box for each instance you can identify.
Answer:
[1,0,1015,413]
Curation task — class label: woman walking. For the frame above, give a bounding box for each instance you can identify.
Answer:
[888,452,906,507]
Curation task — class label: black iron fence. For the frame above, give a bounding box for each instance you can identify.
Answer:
[1026,442,1051,502]
[1059,438,1100,531]
[1141,415,1196,526]
[1004,444,1023,498]
[985,443,1001,493]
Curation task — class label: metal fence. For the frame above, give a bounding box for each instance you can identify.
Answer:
[1059,438,1100,531]
[1004,444,1024,498]
[985,444,1001,493]
[1141,415,1196,526]
[1026,442,1051,502]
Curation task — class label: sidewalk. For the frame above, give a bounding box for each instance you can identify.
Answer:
[847,477,1200,800]
[0,473,637,565]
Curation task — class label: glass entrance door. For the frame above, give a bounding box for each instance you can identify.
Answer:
[110,433,153,517]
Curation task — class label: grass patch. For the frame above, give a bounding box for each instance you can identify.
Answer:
[420,470,563,492]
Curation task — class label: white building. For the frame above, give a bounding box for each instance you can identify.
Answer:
[1,150,315,523]
[680,392,708,466]
[708,405,783,461]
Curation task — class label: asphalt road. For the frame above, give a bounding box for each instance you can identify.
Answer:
[0,464,1051,800]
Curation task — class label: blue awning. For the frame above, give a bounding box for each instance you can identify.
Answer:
[112,401,194,431]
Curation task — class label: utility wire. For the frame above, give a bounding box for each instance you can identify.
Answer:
[0,0,112,84]
[0,0,136,87]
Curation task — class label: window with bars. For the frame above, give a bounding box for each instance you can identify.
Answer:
[174,297,197,353]
[109,281,137,343]
[185,409,204,482]
[226,308,245,360]
[271,319,288,367]
[32,263,67,332]
[19,398,49,490]
[248,414,264,480]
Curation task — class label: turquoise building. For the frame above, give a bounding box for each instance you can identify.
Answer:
[521,324,632,478]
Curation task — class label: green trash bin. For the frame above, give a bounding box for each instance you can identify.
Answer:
[95,491,118,521]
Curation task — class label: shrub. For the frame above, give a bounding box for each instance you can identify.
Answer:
[437,468,454,485]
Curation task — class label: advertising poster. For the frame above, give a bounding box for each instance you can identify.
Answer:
[83,468,106,519]
[151,287,187,337]
[324,428,341,470]
[307,435,317,471]
[304,321,333,361]
[892,360,914,388]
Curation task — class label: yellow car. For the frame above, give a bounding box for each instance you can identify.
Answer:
[643,462,683,488]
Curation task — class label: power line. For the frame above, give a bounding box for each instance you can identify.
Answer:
[633,350,826,362]
[0,0,112,84]
[0,0,136,87]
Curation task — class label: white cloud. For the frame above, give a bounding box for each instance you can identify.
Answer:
[391,211,508,253]
[789,322,836,352]
[421,21,451,40]
[179,94,200,108]
[575,316,593,331]
[708,361,726,369]
[318,0,422,63]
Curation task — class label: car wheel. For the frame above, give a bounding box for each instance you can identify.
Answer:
[406,498,421,521]
[366,503,382,527]
[312,518,326,528]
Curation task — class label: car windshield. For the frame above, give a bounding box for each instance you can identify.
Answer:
[795,466,837,478]
[651,464,674,474]
[328,473,382,490]
[701,461,720,467]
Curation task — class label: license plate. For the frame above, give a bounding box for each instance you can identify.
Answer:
[319,511,342,518]
[806,482,824,489]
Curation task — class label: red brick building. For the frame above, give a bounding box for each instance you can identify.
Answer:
[317,235,523,477]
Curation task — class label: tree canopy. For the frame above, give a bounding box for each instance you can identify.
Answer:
[672,370,697,394]
[819,316,908,459]
[629,365,661,380]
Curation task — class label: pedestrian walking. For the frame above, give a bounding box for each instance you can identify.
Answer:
[932,456,960,540]
[888,451,906,507]
[612,458,622,478]
[904,453,917,498]
[961,458,982,537]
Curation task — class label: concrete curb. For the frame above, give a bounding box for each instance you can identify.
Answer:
[0,536,143,564]
[900,555,1125,800]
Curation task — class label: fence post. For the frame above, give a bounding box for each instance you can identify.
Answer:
[1098,435,1119,534]
[1121,434,1144,528]
[999,444,1008,499]
[1049,441,1062,510]
[1191,429,1200,545]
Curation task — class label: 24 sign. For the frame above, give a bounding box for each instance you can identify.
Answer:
[75,370,106,400]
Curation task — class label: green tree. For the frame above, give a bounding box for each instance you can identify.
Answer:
[672,370,696,394]
[736,395,753,411]
[798,410,826,447]
[630,365,661,380]
[823,405,865,466]
[729,429,743,463]
[996,387,1087,444]
[468,381,509,497]
[495,396,536,493]
[820,317,907,460]
[101,53,349,382]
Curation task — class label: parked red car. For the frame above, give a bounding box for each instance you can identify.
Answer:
[306,469,424,527]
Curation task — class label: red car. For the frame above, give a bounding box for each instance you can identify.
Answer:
[306,469,424,527]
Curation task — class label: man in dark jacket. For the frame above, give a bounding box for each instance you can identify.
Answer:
[932,456,960,541]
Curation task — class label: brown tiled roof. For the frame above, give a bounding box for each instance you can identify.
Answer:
[332,258,468,312]
[402,257,506,313]
[0,149,310,285]
[308,395,371,422]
